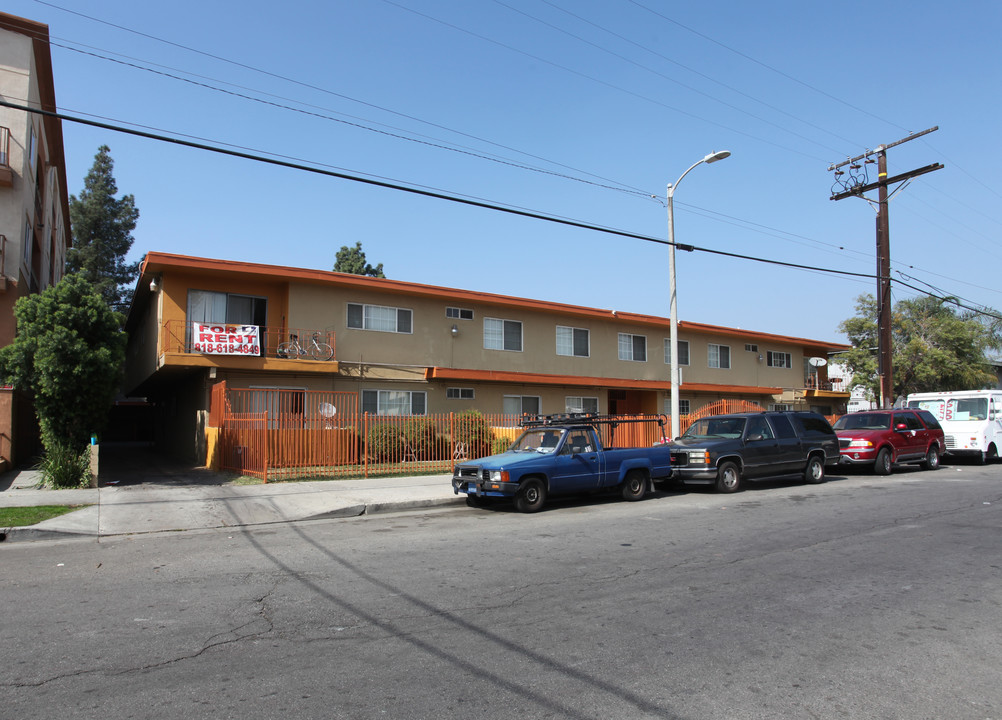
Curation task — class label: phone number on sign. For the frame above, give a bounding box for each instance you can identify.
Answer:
[193,343,260,355]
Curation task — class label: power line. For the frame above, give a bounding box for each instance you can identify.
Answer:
[24,2,651,197]
[2,98,878,284]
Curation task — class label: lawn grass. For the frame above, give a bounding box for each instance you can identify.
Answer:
[0,505,86,527]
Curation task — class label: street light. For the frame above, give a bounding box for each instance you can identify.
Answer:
[668,150,730,440]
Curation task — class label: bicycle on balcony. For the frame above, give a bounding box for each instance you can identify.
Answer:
[276,332,333,361]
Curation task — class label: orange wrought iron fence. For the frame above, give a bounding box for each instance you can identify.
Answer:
[209,385,677,482]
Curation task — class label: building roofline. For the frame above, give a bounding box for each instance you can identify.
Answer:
[137,251,850,351]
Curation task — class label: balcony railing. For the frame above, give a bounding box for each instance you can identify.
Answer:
[161,320,335,361]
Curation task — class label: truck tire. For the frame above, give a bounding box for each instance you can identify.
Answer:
[514,478,547,513]
[804,455,825,484]
[715,461,741,493]
[621,470,647,501]
[874,448,892,476]
[920,445,941,471]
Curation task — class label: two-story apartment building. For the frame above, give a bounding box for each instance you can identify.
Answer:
[0,13,71,468]
[124,252,850,462]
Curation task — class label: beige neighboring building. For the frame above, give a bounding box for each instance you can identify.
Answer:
[0,13,71,469]
[124,252,851,462]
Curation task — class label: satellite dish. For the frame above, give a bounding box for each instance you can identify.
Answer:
[319,403,337,418]
[808,357,828,367]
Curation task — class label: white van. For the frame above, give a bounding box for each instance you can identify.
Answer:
[906,390,1002,463]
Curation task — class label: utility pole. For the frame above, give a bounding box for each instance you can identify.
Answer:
[829,128,943,408]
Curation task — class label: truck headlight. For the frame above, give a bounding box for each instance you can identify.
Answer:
[848,439,873,448]
[488,470,509,483]
[688,451,710,465]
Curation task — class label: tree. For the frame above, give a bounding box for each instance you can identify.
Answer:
[0,275,126,486]
[333,242,385,277]
[838,293,1001,403]
[67,145,140,312]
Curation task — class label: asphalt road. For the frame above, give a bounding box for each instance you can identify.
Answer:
[3,463,1001,719]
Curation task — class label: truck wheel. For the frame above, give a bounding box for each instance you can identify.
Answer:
[874,448,892,476]
[921,446,941,471]
[621,470,647,501]
[514,479,547,513]
[804,455,825,484]
[715,461,741,493]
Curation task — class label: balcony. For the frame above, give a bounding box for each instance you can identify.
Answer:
[801,376,848,399]
[160,320,337,372]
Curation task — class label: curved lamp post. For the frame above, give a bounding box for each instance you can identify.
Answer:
[668,150,731,439]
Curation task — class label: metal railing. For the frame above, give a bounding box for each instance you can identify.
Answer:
[209,384,673,481]
[162,320,335,361]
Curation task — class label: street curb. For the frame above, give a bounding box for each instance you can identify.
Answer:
[0,496,466,543]
[363,496,465,515]
[1,525,94,544]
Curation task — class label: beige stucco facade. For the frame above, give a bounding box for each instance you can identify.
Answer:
[124,253,850,461]
[0,13,71,468]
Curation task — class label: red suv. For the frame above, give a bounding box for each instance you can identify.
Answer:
[832,409,945,475]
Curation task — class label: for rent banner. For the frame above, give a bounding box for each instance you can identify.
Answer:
[192,323,261,356]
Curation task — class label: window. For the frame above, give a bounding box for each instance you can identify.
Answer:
[22,217,32,265]
[446,387,475,400]
[745,343,758,352]
[361,390,427,415]
[347,303,412,334]
[663,339,690,365]
[770,404,793,411]
[770,414,798,439]
[663,398,690,415]
[446,307,474,320]
[618,333,647,362]
[708,344,731,369]
[247,387,307,429]
[485,318,523,352]
[767,351,792,368]
[557,326,590,357]
[503,395,540,416]
[28,124,37,176]
[565,396,599,414]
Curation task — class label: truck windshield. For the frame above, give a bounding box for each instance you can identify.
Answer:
[909,397,988,421]
[682,417,746,439]
[513,429,564,453]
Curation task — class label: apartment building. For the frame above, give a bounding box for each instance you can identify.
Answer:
[124,252,850,461]
[0,13,71,468]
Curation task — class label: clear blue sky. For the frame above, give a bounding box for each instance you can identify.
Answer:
[8,0,1001,342]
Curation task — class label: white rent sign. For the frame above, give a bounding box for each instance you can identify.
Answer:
[192,323,261,356]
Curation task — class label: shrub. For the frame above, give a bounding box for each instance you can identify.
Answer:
[38,437,91,488]
[454,410,496,459]
[367,423,403,463]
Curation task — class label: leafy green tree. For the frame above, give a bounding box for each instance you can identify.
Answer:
[67,145,140,312]
[0,275,126,486]
[839,293,1001,402]
[333,241,385,277]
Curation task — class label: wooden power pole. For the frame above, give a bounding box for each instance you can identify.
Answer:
[829,128,943,408]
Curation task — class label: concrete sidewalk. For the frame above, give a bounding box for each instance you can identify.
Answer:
[0,448,461,543]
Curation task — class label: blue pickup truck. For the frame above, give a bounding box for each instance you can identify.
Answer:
[451,413,672,512]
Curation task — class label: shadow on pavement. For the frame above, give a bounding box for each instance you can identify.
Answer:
[98,442,232,487]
